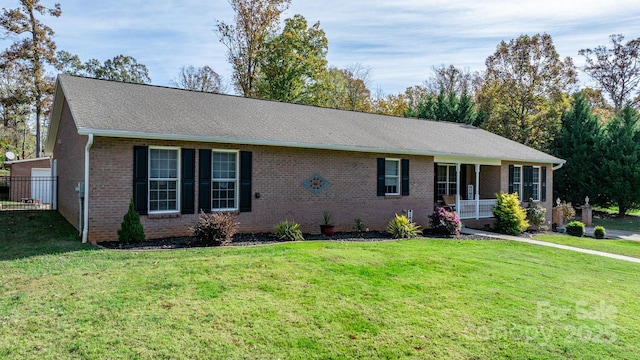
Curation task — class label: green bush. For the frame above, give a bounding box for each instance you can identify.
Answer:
[525,198,547,229]
[191,210,239,246]
[118,199,145,243]
[387,214,421,239]
[274,220,304,241]
[566,221,586,237]
[594,226,606,239]
[354,218,365,232]
[493,192,529,235]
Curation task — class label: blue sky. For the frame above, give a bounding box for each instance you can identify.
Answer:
[5,0,640,95]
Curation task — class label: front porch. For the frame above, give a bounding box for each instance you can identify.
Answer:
[435,159,502,220]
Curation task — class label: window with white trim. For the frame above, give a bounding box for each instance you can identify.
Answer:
[532,167,540,201]
[436,164,457,200]
[512,165,522,200]
[384,158,400,195]
[212,150,238,210]
[149,147,180,212]
[512,165,541,202]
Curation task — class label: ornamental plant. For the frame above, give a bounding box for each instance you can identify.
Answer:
[594,226,606,239]
[557,201,576,224]
[429,206,461,236]
[565,221,586,237]
[191,210,239,246]
[387,214,421,239]
[118,198,145,243]
[526,197,547,229]
[274,220,304,241]
[493,192,529,235]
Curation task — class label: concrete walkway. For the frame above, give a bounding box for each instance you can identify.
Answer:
[462,228,640,264]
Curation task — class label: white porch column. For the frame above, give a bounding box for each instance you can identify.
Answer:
[455,163,461,213]
[475,164,480,219]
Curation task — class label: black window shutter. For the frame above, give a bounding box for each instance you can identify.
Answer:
[401,159,409,196]
[523,166,533,201]
[239,151,252,212]
[377,158,385,196]
[508,164,514,194]
[133,146,148,215]
[198,149,212,213]
[181,148,195,214]
[541,166,547,202]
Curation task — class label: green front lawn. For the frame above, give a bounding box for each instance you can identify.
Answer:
[535,234,640,259]
[1,212,639,359]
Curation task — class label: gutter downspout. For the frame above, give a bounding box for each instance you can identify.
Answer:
[82,134,93,243]
[552,163,564,171]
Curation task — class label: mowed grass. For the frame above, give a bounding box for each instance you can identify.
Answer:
[1,213,639,359]
[534,234,640,259]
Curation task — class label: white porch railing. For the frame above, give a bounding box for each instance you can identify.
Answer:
[458,199,497,219]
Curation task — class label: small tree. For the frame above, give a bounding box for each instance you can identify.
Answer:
[493,192,529,235]
[118,199,145,243]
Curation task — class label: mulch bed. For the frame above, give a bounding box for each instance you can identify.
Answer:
[97,230,493,250]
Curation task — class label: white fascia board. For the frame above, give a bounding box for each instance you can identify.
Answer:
[78,128,561,164]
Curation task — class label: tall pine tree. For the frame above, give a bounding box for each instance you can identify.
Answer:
[599,104,640,215]
[553,93,601,205]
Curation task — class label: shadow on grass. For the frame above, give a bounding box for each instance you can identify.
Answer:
[0,211,98,261]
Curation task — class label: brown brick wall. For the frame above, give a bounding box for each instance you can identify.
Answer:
[479,165,501,199]
[52,99,88,230]
[86,137,436,242]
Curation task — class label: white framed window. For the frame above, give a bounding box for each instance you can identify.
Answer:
[149,147,180,213]
[212,150,239,211]
[512,165,541,202]
[532,166,540,201]
[436,164,457,200]
[384,158,400,195]
[512,165,522,200]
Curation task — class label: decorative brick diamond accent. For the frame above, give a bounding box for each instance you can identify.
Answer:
[302,173,330,194]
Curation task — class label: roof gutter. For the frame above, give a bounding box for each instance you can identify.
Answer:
[552,163,564,171]
[82,133,93,243]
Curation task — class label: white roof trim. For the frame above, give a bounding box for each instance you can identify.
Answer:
[79,128,565,164]
[4,157,51,165]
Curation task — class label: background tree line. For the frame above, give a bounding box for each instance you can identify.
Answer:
[2,0,640,214]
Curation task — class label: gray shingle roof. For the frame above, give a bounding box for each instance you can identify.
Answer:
[48,74,563,164]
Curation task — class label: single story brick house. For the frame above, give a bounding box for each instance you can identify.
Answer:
[45,75,564,243]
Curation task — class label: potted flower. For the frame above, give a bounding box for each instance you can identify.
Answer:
[320,210,335,236]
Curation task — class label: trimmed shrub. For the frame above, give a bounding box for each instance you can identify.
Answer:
[493,192,529,235]
[191,210,239,246]
[118,199,145,243]
[594,226,606,239]
[274,220,304,241]
[526,198,547,229]
[566,221,586,237]
[429,206,461,236]
[387,214,421,239]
